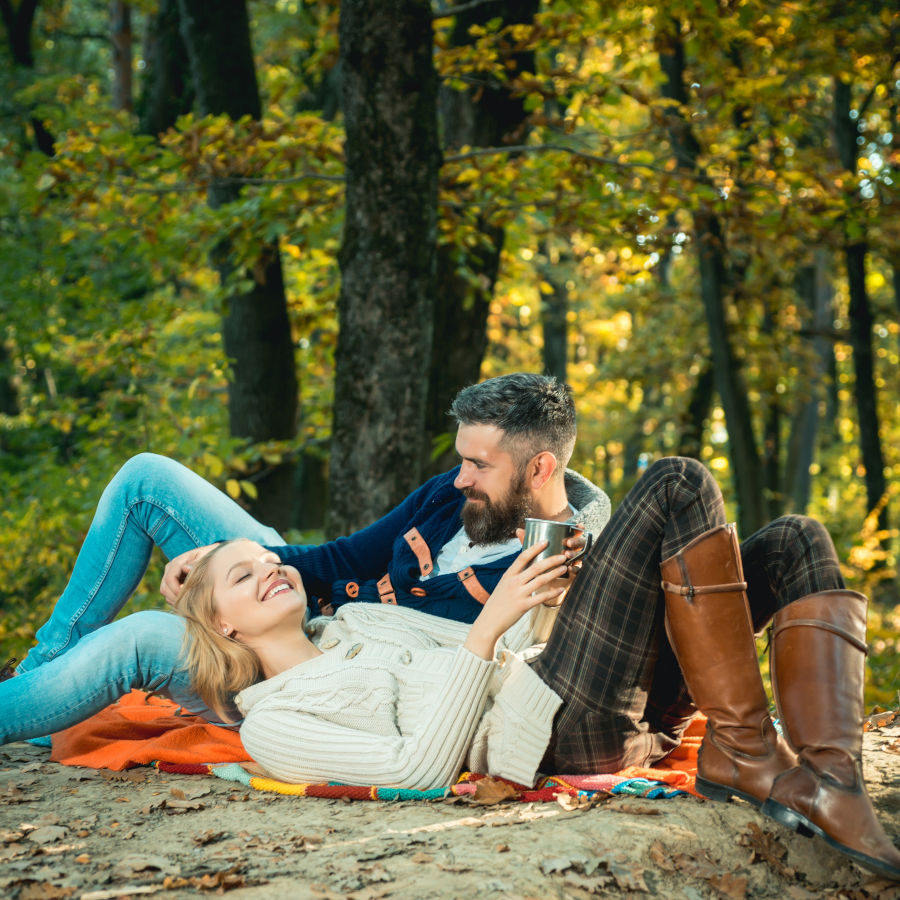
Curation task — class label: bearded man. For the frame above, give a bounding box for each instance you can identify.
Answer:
[184,372,609,622]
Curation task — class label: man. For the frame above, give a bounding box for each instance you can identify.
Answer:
[3,373,609,734]
[162,373,608,621]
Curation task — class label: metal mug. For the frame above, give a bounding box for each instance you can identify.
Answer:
[522,518,592,642]
[521,517,592,572]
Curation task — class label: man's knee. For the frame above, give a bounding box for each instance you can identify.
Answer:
[770,514,832,549]
[644,456,710,484]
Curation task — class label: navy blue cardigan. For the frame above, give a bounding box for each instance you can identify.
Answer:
[270,468,518,624]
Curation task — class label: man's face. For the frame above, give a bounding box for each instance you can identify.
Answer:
[453,424,533,545]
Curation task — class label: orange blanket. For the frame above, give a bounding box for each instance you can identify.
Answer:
[50,690,705,794]
[50,691,249,770]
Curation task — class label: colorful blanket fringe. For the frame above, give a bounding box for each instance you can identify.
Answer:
[155,761,690,802]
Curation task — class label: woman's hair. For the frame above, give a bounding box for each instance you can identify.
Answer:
[174,542,263,722]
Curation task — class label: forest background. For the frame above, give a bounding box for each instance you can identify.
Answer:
[0,0,897,708]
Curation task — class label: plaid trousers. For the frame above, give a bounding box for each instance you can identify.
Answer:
[531,456,844,774]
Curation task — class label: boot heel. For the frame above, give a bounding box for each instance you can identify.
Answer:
[695,777,734,803]
[761,798,815,838]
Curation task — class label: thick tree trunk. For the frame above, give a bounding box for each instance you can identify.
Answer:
[834,77,888,536]
[424,0,540,476]
[658,26,767,536]
[327,0,440,536]
[136,0,193,136]
[177,0,298,530]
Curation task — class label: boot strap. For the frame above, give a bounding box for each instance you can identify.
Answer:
[773,619,868,654]
[661,579,747,601]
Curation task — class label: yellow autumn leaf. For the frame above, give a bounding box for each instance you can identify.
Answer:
[225,479,241,499]
[240,480,258,500]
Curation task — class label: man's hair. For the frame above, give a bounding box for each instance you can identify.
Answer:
[449,372,577,471]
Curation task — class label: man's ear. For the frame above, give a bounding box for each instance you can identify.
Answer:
[528,451,558,490]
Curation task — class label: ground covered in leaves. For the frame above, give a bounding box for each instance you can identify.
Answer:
[1,721,899,900]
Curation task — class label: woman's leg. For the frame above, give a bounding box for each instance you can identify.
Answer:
[532,456,727,773]
[19,453,282,673]
[0,611,230,744]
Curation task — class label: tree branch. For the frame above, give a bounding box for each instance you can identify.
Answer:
[442,142,708,181]
[432,0,498,22]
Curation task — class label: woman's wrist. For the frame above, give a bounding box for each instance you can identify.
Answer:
[463,617,500,660]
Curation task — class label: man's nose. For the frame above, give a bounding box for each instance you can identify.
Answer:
[454,464,473,488]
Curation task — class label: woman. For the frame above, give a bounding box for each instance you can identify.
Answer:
[177,537,567,789]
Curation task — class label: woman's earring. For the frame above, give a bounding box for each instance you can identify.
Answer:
[222,627,230,637]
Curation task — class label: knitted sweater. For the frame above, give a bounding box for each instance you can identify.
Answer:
[235,604,562,790]
[272,466,611,623]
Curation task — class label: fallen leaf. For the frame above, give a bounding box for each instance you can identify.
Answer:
[111,853,180,879]
[738,822,794,877]
[884,739,900,755]
[556,792,596,811]
[709,872,748,899]
[410,852,434,864]
[101,770,147,783]
[19,884,76,899]
[604,856,649,893]
[358,863,393,883]
[863,710,898,731]
[171,786,211,800]
[192,830,226,846]
[608,803,661,815]
[563,871,615,893]
[541,855,583,875]
[649,840,675,871]
[470,776,520,805]
[164,798,205,812]
[26,826,68,845]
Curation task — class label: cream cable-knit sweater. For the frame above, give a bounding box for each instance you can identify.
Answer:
[235,604,562,790]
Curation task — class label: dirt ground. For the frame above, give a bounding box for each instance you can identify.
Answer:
[2,722,899,900]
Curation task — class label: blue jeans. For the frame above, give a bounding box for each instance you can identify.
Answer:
[1,453,282,743]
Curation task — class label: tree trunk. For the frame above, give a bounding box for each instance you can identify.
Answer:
[424,0,541,476]
[657,25,767,536]
[676,362,714,460]
[0,0,54,155]
[786,252,833,512]
[110,1,132,112]
[834,76,888,536]
[177,0,298,530]
[136,0,193,136]
[327,0,440,536]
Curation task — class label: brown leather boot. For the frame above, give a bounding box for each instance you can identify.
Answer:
[0,657,17,683]
[762,591,900,880]
[660,524,796,806]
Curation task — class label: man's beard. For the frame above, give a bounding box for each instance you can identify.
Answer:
[461,470,534,545]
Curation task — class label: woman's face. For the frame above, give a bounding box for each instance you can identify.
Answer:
[210,540,308,642]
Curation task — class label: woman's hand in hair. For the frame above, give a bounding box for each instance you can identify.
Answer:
[463,541,567,660]
[160,544,219,606]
